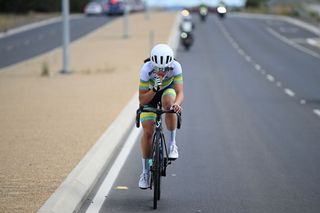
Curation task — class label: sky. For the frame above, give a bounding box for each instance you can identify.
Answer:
[147,0,247,7]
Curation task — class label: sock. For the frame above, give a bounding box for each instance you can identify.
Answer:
[142,158,150,174]
[169,130,176,147]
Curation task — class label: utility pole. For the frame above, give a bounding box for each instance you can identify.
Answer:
[61,0,71,73]
[144,0,150,20]
[123,0,130,39]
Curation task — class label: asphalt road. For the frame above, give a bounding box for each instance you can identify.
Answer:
[81,14,320,213]
[0,16,113,69]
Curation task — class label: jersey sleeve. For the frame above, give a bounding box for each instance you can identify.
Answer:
[139,63,151,91]
[173,61,183,84]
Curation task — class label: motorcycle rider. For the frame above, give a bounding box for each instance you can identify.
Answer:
[199,3,209,21]
[217,1,227,18]
[179,10,194,50]
[179,10,194,33]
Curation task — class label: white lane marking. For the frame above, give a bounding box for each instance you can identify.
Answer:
[245,55,251,62]
[276,82,282,87]
[300,99,306,104]
[292,38,309,43]
[232,43,239,49]
[266,74,275,82]
[284,88,295,97]
[86,126,141,213]
[267,27,320,59]
[314,109,320,117]
[238,49,245,55]
[306,38,318,46]
[254,64,261,70]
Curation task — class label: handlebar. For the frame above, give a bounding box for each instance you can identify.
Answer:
[136,106,182,129]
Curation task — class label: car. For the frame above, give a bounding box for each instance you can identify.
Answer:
[106,0,125,16]
[84,0,108,16]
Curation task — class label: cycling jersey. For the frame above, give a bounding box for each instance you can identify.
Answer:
[139,60,183,92]
[139,60,183,122]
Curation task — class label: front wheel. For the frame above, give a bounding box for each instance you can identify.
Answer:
[153,133,161,209]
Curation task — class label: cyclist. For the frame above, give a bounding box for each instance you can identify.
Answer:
[138,43,184,189]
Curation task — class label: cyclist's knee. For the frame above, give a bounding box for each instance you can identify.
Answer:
[142,122,154,138]
[162,89,176,109]
[162,96,175,110]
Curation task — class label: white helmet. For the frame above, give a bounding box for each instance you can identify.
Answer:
[150,44,174,69]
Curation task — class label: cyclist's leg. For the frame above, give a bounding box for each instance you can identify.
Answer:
[139,113,156,189]
[140,92,161,167]
[140,118,155,159]
[162,88,177,131]
[162,88,179,159]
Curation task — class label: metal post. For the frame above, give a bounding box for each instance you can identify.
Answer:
[144,0,150,20]
[123,1,129,39]
[62,0,70,73]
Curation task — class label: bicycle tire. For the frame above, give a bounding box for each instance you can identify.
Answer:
[153,132,161,209]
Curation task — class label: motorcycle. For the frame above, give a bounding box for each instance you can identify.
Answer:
[199,7,208,22]
[180,31,193,51]
[217,6,227,19]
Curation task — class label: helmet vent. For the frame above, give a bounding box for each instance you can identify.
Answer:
[154,56,158,64]
[160,56,163,64]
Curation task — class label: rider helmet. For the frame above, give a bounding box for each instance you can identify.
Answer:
[150,44,174,69]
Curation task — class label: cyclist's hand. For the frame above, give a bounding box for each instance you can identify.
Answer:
[171,104,183,113]
[153,75,162,91]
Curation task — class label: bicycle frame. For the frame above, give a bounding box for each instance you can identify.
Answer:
[136,103,181,209]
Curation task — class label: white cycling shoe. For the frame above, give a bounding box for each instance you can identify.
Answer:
[168,144,179,160]
[139,172,150,189]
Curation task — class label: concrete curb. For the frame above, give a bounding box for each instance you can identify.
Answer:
[38,93,139,213]
[38,12,181,213]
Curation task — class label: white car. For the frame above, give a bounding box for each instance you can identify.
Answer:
[84,1,104,15]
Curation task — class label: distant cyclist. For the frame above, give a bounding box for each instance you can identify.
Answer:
[138,44,184,189]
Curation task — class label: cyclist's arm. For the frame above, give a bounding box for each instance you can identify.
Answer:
[172,72,184,106]
[139,89,156,105]
[139,76,157,105]
[173,83,184,106]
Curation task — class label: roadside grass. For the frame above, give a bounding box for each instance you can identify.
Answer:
[0,12,60,33]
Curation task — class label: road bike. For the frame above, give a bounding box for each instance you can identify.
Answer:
[136,103,181,209]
